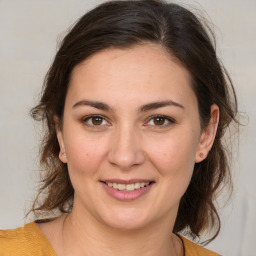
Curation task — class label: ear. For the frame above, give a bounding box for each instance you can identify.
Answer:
[195,104,219,163]
[54,115,67,163]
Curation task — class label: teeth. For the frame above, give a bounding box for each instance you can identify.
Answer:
[134,183,141,189]
[126,184,135,191]
[105,182,150,191]
[117,184,125,190]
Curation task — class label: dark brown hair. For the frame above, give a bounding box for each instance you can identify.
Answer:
[30,0,238,243]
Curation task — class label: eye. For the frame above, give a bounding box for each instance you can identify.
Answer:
[82,115,110,127]
[146,115,175,128]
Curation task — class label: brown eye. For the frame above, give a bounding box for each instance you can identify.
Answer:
[146,115,175,128]
[153,117,165,125]
[83,115,109,127]
[91,116,103,125]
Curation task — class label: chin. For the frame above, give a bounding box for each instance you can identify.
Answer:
[98,208,152,231]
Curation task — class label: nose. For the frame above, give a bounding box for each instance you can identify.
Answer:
[107,125,146,170]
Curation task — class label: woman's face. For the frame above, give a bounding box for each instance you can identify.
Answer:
[57,44,216,230]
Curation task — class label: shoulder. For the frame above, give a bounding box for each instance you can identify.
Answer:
[0,222,56,256]
[179,235,222,256]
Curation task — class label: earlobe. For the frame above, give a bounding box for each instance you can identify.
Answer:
[195,104,219,163]
[54,115,67,163]
[59,151,67,163]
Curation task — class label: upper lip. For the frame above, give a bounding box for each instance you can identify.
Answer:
[101,179,154,184]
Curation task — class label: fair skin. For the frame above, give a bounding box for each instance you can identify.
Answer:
[38,43,219,256]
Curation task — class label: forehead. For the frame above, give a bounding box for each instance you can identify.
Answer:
[67,43,196,109]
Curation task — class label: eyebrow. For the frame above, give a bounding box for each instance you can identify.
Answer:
[72,99,184,112]
[72,100,114,111]
[139,100,184,112]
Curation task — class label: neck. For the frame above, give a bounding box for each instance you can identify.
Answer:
[60,206,182,256]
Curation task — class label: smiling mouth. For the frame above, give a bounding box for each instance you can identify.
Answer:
[102,181,154,192]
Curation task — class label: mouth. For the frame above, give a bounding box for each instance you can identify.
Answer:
[102,181,153,191]
[100,179,155,201]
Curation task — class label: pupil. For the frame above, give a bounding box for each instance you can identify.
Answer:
[92,117,103,125]
[154,117,165,125]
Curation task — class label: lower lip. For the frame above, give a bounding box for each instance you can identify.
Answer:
[101,182,154,201]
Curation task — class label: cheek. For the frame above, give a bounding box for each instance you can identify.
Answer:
[145,131,199,196]
[145,132,198,173]
[65,134,108,176]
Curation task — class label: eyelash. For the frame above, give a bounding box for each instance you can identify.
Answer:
[82,114,110,128]
[145,115,175,128]
[81,114,175,129]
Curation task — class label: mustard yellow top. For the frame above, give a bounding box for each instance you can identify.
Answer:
[0,222,221,256]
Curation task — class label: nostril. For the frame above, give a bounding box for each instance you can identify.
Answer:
[107,149,146,169]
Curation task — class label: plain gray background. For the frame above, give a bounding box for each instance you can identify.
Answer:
[0,1,255,255]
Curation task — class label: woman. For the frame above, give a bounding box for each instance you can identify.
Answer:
[0,0,238,255]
